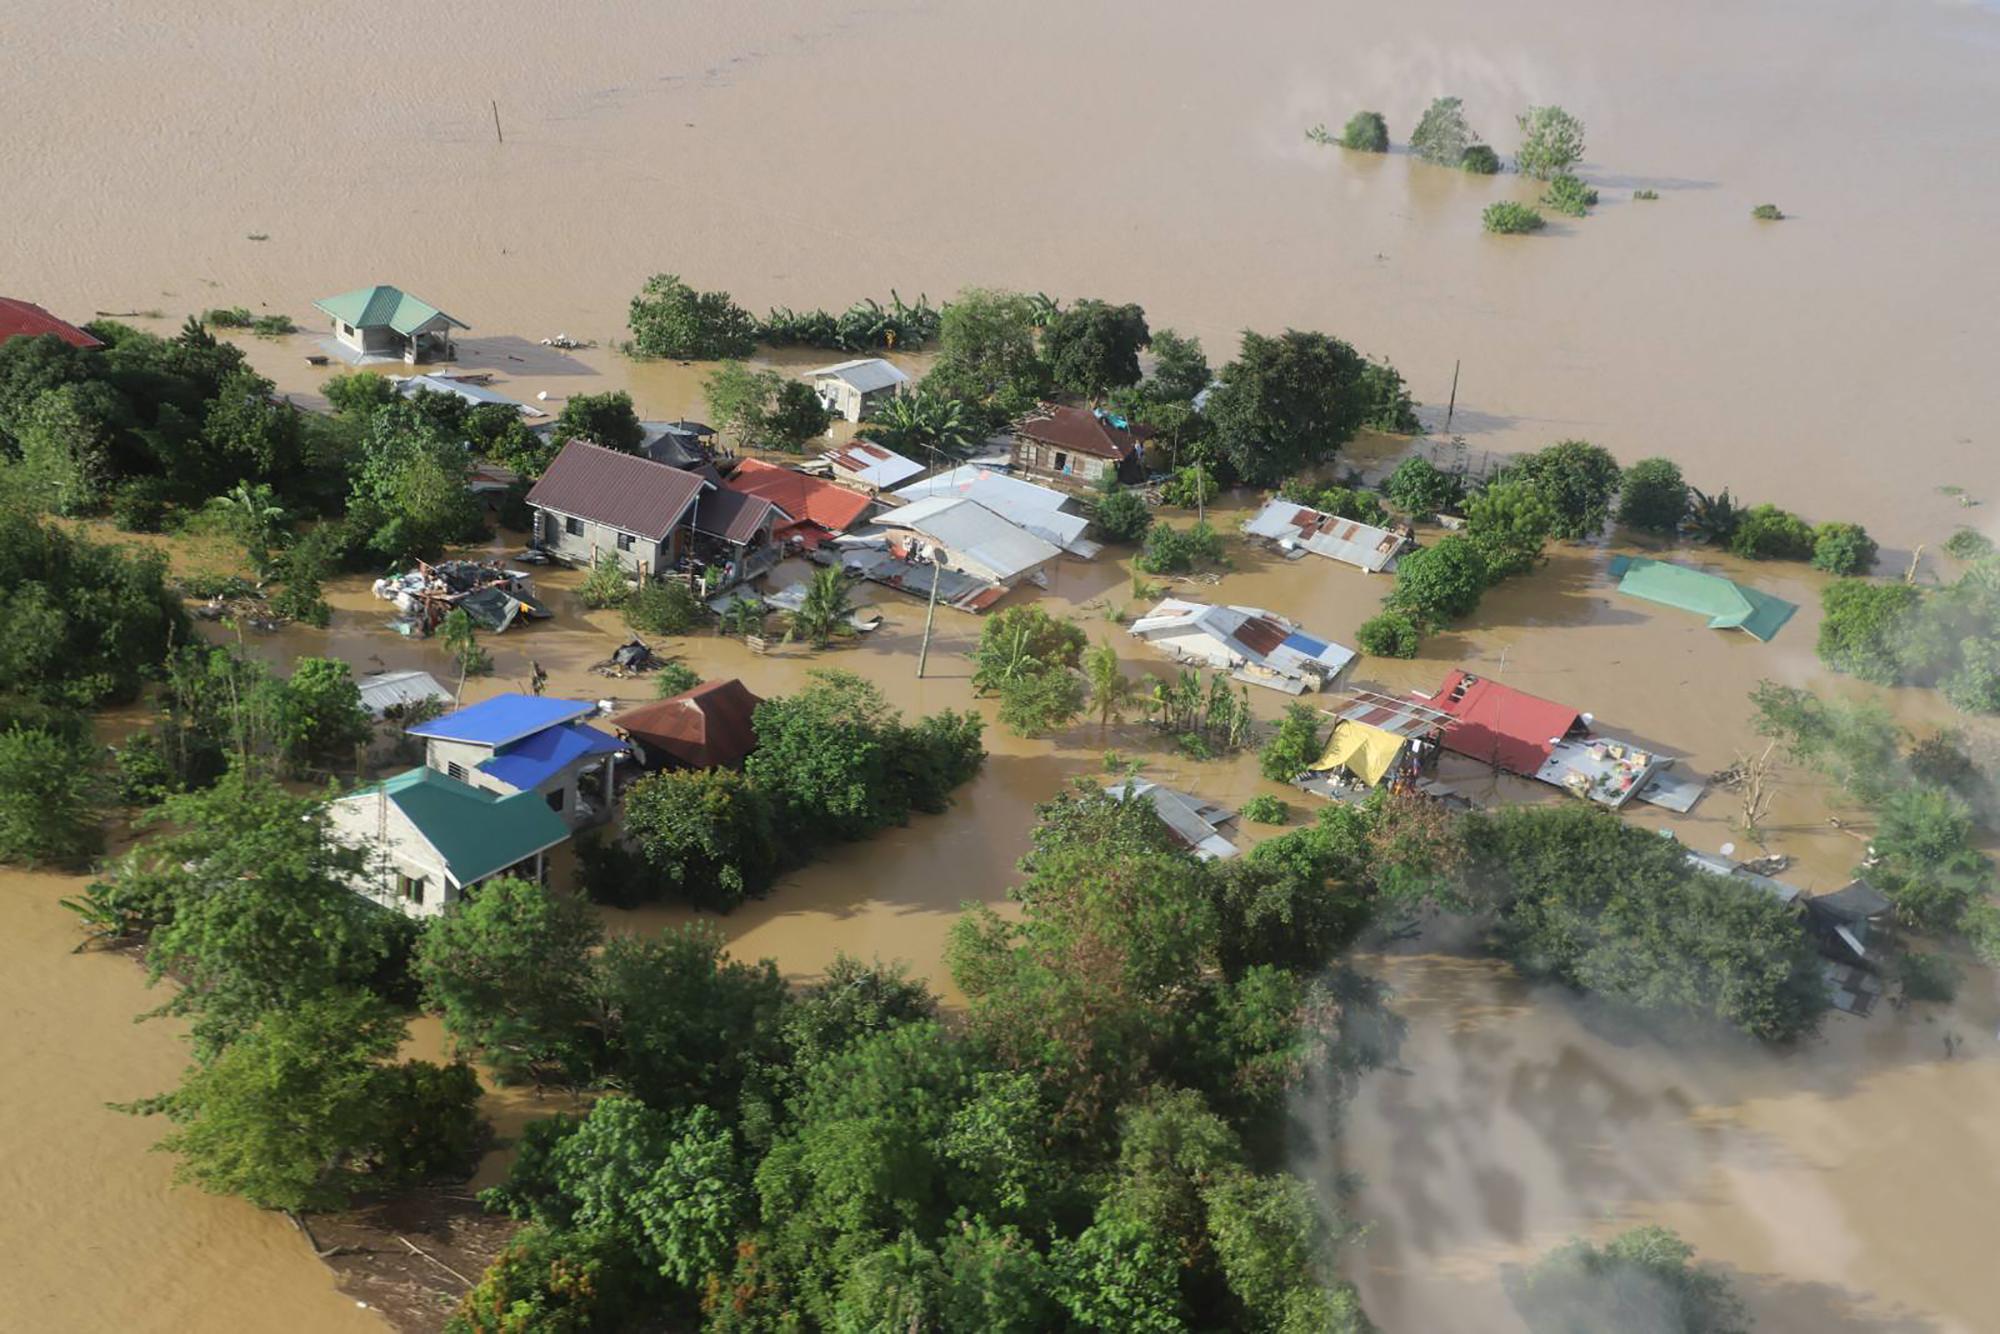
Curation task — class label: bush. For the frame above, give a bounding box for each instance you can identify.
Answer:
[1276,480,1387,528]
[250,314,297,337]
[1541,173,1597,217]
[1617,458,1688,533]
[1512,1226,1748,1334]
[1459,144,1501,174]
[652,662,703,697]
[996,668,1086,738]
[109,475,176,532]
[624,579,701,635]
[1240,795,1289,825]
[1811,522,1877,576]
[623,768,781,911]
[1633,188,1659,200]
[1357,611,1422,658]
[1090,485,1154,544]
[114,731,178,806]
[578,553,631,609]
[1942,638,2000,714]
[1385,455,1467,518]
[1137,520,1226,575]
[1942,528,1992,561]
[1389,536,1489,628]
[1729,504,1815,560]
[1816,579,1919,684]
[1482,202,1546,234]
[1340,111,1389,152]
[1752,203,1785,221]
[0,726,102,865]
[1514,105,1586,180]
[1258,702,1324,782]
[626,273,758,360]
[201,306,253,329]
[1158,463,1219,510]
[1896,951,1961,1003]
[970,607,1087,694]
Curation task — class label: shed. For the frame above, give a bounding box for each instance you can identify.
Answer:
[610,679,763,771]
[0,297,102,349]
[314,285,466,364]
[893,465,1100,557]
[1609,556,1797,641]
[806,358,910,422]
[395,373,539,417]
[1105,778,1239,861]
[356,669,451,720]
[1244,499,1406,573]
[819,440,925,491]
[1128,598,1356,694]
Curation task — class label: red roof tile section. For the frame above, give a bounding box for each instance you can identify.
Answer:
[610,679,763,770]
[525,441,709,541]
[1425,670,1583,776]
[726,459,871,534]
[0,298,103,349]
[1014,405,1149,460]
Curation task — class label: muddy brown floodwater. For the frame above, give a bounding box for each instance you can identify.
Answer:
[6,0,2000,1328]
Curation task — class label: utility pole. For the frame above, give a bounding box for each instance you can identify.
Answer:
[1444,359,1461,434]
[491,100,504,144]
[1195,459,1205,525]
[916,552,944,678]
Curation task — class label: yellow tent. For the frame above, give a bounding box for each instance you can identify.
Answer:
[1309,720,1406,787]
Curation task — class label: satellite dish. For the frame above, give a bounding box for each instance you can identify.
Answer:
[1720,842,1736,858]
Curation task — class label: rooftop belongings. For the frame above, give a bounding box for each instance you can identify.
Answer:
[373,559,550,635]
[1127,597,1357,694]
[1243,498,1408,573]
[873,495,1063,587]
[892,465,1100,558]
[726,458,873,544]
[1418,670,1704,811]
[816,439,926,491]
[1302,688,1456,788]
[1014,404,1150,462]
[610,679,764,771]
[356,669,451,720]
[1608,555,1798,642]
[1105,778,1239,861]
[0,296,103,349]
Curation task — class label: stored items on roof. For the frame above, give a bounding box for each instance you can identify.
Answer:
[1608,555,1797,641]
[1128,598,1356,694]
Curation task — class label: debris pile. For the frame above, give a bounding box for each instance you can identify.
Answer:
[372,559,551,636]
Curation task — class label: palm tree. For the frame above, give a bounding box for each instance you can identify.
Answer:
[1083,641,1135,733]
[792,565,852,649]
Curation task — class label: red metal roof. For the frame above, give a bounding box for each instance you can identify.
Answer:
[727,458,871,534]
[1424,670,1583,776]
[525,441,709,541]
[1014,404,1149,461]
[610,679,762,770]
[0,298,103,349]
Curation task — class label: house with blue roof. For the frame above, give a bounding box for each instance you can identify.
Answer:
[1128,597,1356,695]
[326,767,572,918]
[406,693,627,829]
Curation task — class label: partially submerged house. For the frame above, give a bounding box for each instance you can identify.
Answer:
[685,487,788,587]
[1243,499,1407,573]
[0,296,102,349]
[1683,850,1890,1015]
[609,679,763,771]
[1128,598,1356,694]
[639,420,716,470]
[1298,688,1456,796]
[726,458,873,549]
[314,285,466,364]
[1105,778,1239,861]
[870,495,1063,590]
[807,358,911,422]
[407,694,625,829]
[893,465,1100,558]
[1609,556,1797,642]
[1010,405,1148,486]
[394,373,540,417]
[327,767,571,919]
[526,440,713,577]
[1419,670,1704,811]
[816,440,925,492]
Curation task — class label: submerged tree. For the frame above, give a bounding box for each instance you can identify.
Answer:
[1411,96,1478,167]
[1515,105,1586,180]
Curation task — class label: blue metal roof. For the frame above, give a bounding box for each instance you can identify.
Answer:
[478,721,624,791]
[407,694,595,748]
[1281,630,1330,656]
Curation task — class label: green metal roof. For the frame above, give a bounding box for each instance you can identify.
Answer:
[1609,556,1797,641]
[313,285,467,335]
[369,767,567,886]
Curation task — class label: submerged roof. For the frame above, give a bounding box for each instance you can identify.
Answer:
[822,440,925,489]
[1244,499,1404,572]
[314,285,466,334]
[357,670,450,719]
[611,679,763,770]
[893,465,1096,556]
[360,767,569,886]
[1015,404,1149,460]
[1424,670,1582,776]
[1106,778,1239,861]
[479,720,625,791]
[1608,556,1797,641]
[1128,597,1356,688]
[395,374,534,415]
[407,694,595,747]
[728,459,872,534]
[806,357,910,393]
[881,495,1062,583]
[0,297,102,349]
[526,440,711,541]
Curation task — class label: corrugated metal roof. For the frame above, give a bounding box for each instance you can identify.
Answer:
[689,487,783,546]
[526,441,710,541]
[1609,556,1797,641]
[359,767,570,886]
[1105,778,1239,861]
[313,285,466,334]
[893,465,1095,556]
[1426,671,1582,776]
[1244,499,1404,572]
[407,694,595,747]
[881,495,1061,583]
[357,670,450,719]
[0,297,103,348]
[611,679,762,770]
[822,441,924,488]
[1324,688,1455,740]
[478,721,625,791]
[395,374,535,416]
[807,357,910,394]
[1128,598,1356,688]
[728,459,872,534]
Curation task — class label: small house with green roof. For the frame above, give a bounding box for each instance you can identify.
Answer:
[327,767,571,918]
[1608,555,1797,642]
[314,284,466,363]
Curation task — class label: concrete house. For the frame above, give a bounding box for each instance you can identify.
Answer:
[806,358,910,422]
[526,440,713,577]
[1010,404,1148,486]
[407,694,626,830]
[327,767,571,919]
[313,285,466,363]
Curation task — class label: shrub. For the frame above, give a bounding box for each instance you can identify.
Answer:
[1514,105,1585,180]
[577,553,631,609]
[1752,203,1785,221]
[1459,144,1501,174]
[0,726,102,865]
[201,306,254,329]
[114,731,179,806]
[652,662,703,697]
[1633,188,1659,200]
[1385,455,1467,518]
[251,314,297,337]
[1357,611,1423,659]
[1483,201,1546,234]
[623,767,781,911]
[997,668,1086,738]
[1258,702,1323,782]
[1942,638,2000,714]
[1158,463,1219,510]
[1541,173,1597,217]
[1390,536,1490,628]
[109,475,176,532]
[626,273,758,360]
[624,579,701,635]
[1811,522,1877,576]
[1618,457,1689,533]
[1137,520,1226,575]
[1240,795,1289,825]
[1513,1227,1748,1334]
[1341,111,1389,152]
[1942,528,1992,561]
[1729,504,1815,560]
[1896,951,1961,1003]
[1090,485,1154,544]
[1305,122,1332,146]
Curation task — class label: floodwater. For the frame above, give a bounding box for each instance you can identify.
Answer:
[7,0,2000,1328]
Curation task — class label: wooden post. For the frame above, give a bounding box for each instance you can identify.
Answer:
[491,100,503,144]
[1444,359,1461,434]
[917,555,943,679]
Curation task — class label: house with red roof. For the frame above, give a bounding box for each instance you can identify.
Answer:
[0,298,103,350]
[725,458,873,548]
[1010,404,1149,487]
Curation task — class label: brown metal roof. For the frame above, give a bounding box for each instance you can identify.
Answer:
[1014,404,1149,460]
[1231,615,1289,657]
[0,297,102,349]
[688,487,781,546]
[525,441,708,541]
[610,679,763,770]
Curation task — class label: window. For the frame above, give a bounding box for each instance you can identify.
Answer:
[1054,451,1069,473]
[341,322,354,336]
[545,788,565,813]
[395,872,427,904]
[446,761,466,782]
[565,515,584,538]
[616,532,635,552]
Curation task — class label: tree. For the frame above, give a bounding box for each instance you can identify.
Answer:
[1259,702,1324,782]
[702,360,778,448]
[1729,504,1815,560]
[1143,329,1212,403]
[551,391,645,453]
[1385,455,1466,518]
[997,667,1086,738]
[1138,520,1226,574]
[1483,202,1547,234]
[439,607,493,678]
[1464,478,1557,580]
[0,512,184,708]
[1083,641,1136,732]
[1411,96,1478,167]
[1204,330,1374,484]
[745,670,912,842]
[413,876,605,1083]
[1542,174,1598,217]
[1512,1226,1749,1334]
[348,399,484,560]
[0,726,101,864]
[1042,299,1151,399]
[11,384,113,515]
[1090,482,1154,543]
[1357,611,1422,659]
[1509,441,1621,540]
[1277,480,1389,529]
[1515,105,1586,180]
[1685,486,1741,545]
[627,274,758,360]
[275,657,370,772]
[791,563,853,648]
[1815,579,1919,684]
[923,288,1049,427]
[447,1224,637,1334]
[764,379,832,452]
[140,991,481,1212]
[621,767,780,911]
[970,606,1087,694]
[623,578,701,637]
[1341,110,1389,152]
[1460,143,1501,173]
[322,370,396,419]
[1749,681,1905,805]
[1618,458,1688,533]
[1389,536,1490,628]
[1357,360,1422,433]
[1811,521,1877,576]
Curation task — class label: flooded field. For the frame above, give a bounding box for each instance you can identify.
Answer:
[6,0,2000,1327]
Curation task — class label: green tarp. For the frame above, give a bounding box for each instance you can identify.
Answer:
[1608,556,1796,641]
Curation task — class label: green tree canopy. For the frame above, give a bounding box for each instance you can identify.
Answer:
[621,766,781,911]
[1042,299,1151,399]
[1515,105,1587,180]
[1389,535,1490,627]
[1618,458,1689,533]
[1385,454,1467,518]
[1464,478,1557,581]
[628,273,758,360]
[1411,96,1478,166]
[1512,1226,1749,1334]
[1508,440,1621,540]
[551,390,645,453]
[1204,330,1374,484]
